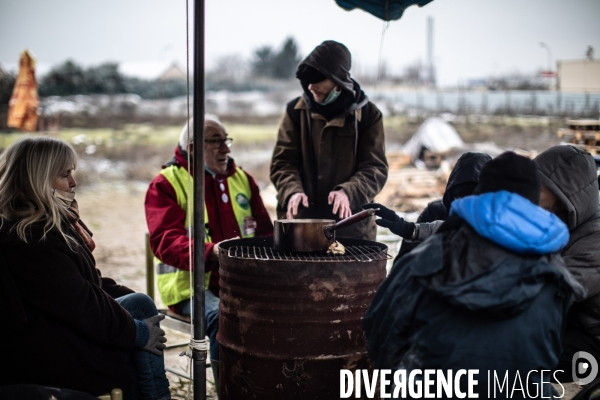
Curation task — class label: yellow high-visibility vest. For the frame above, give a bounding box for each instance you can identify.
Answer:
[155,165,254,306]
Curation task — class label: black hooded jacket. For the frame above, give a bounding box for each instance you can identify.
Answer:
[364,191,584,398]
[397,152,491,258]
[534,145,600,331]
[420,152,492,223]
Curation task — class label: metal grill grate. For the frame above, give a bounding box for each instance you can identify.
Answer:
[226,245,391,262]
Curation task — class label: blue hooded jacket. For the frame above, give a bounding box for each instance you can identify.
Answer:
[363,192,584,398]
[450,191,569,255]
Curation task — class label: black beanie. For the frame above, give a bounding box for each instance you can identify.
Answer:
[473,152,541,205]
[296,64,327,84]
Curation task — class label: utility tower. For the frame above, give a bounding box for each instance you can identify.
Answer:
[427,16,436,87]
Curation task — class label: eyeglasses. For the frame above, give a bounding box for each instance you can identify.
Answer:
[204,138,233,149]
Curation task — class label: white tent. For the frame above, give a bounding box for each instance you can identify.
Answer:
[402,117,464,168]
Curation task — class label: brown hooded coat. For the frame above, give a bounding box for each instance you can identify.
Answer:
[270,41,388,240]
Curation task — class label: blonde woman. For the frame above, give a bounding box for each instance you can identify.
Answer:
[0,137,170,400]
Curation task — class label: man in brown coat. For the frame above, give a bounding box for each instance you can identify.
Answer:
[270,40,388,240]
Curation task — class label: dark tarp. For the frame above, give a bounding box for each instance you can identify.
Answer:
[335,0,434,21]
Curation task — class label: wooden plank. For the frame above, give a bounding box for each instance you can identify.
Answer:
[567,119,600,130]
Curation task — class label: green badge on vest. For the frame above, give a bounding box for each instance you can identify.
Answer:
[235,193,250,210]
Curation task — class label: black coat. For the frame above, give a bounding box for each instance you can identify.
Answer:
[397,152,491,258]
[364,192,584,398]
[535,145,600,331]
[0,221,137,396]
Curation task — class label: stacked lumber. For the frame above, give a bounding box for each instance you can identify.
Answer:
[558,119,600,155]
[375,159,448,213]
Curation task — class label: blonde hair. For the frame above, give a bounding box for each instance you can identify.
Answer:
[0,136,78,244]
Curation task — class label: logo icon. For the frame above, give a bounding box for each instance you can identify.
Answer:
[236,193,250,210]
[572,351,598,385]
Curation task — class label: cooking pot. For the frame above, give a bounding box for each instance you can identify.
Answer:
[273,208,378,253]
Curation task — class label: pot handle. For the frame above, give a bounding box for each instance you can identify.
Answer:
[324,208,379,235]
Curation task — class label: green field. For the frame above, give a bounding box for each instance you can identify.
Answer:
[0,122,280,150]
[0,115,560,154]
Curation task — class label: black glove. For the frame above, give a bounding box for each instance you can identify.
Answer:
[362,203,415,239]
[142,314,167,356]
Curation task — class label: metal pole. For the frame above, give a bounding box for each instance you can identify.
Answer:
[145,233,155,300]
[539,42,553,90]
[539,42,552,72]
[192,0,206,399]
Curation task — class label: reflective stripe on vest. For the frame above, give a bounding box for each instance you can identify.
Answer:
[154,165,254,306]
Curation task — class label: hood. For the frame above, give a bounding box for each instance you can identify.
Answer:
[409,192,584,315]
[442,152,492,211]
[298,40,354,95]
[297,40,368,119]
[534,145,599,231]
[450,191,569,254]
[168,145,189,169]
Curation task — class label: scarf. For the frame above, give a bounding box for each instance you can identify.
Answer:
[54,190,96,252]
[302,88,355,121]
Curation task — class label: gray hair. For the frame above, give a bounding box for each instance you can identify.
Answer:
[178,114,225,148]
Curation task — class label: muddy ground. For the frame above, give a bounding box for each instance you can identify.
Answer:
[72,120,583,399]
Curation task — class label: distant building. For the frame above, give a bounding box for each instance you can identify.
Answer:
[467,79,488,90]
[557,59,600,92]
[158,62,186,81]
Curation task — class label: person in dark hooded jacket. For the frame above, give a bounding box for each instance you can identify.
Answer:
[270,40,388,240]
[365,151,491,260]
[533,145,600,382]
[420,152,492,222]
[363,152,584,399]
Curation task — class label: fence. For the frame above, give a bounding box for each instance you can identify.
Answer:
[374,90,600,119]
[1,90,599,132]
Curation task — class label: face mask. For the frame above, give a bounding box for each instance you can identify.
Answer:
[52,189,76,208]
[317,87,342,105]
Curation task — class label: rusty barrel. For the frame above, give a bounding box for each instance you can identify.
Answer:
[217,237,388,399]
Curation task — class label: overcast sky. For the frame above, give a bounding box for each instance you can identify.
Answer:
[1,0,599,87]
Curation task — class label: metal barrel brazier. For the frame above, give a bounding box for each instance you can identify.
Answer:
[217,237,388,399]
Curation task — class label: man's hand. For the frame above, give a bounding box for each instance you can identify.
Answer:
[329,190,351,219]
[210,242,220,261]
[286,193,309,219]
[362,202,415,239]
[211,237,240,261]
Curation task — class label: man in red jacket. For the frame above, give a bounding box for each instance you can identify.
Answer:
[144,115,273,382]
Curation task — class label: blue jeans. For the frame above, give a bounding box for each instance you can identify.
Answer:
[176,289,220,362]
[116,293,171,400]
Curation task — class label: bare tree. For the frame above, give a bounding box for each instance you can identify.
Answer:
[251,46,275,77]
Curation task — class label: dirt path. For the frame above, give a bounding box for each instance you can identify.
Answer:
[78,184,152,297]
